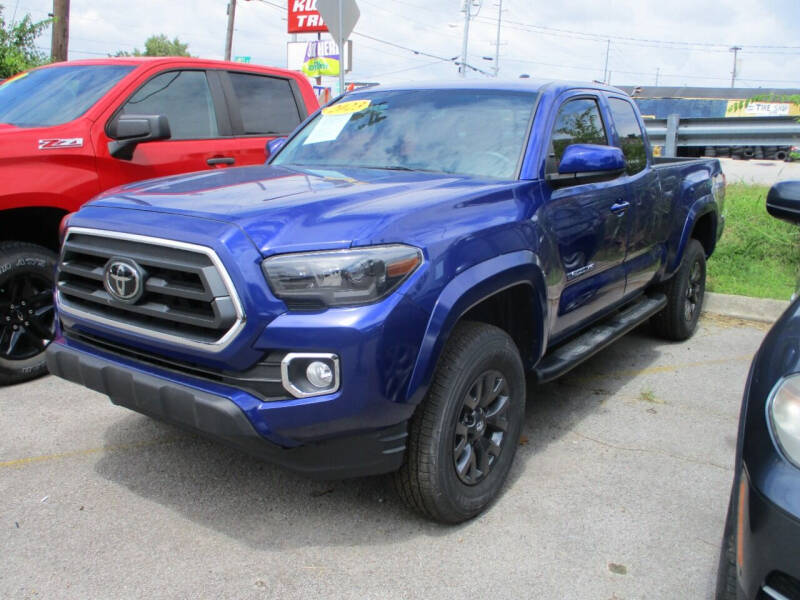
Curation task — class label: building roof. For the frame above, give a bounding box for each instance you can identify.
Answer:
[617,86,800,100]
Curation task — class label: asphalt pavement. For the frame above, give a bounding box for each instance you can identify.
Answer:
[719,157,800,186]
[1,314,769,599]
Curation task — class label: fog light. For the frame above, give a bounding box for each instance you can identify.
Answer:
[280,353,340,398]
[306,361,333,388]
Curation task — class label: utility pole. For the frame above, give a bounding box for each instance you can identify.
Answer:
[337,0,344,95]
[602,39,610,84]
[655,67,660,86]
[459,0,472,77]
[224,0,237,62]
[730,46,741,88]
[50,0,69,63]
[492,0,503,77]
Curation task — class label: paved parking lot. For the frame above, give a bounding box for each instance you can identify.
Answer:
[1,314,769,599]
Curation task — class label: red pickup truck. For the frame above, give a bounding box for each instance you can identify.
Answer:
[0,57,318,384]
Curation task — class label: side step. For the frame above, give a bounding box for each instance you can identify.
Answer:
[533,294,667,383]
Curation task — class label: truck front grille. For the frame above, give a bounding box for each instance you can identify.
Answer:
[57,228,245,351]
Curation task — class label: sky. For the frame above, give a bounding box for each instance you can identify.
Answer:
[7,0,800,90]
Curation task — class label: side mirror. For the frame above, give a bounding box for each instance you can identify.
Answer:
[548,144,626,187]
[767,181,800,225]
[107,114,171,160]
[266,137,288,160]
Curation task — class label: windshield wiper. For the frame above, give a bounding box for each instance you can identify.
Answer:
[361,165,443,173]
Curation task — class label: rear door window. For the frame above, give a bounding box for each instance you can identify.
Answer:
[119,70,220,140]
[227,73,301,135]
[607,97,648,174]
[547,97,608,174]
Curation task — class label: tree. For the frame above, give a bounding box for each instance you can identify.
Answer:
[0,7,51,79]
[115,34,192,58]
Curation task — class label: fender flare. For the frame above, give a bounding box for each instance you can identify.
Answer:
[668,195,718,274]
[405,250,548,406]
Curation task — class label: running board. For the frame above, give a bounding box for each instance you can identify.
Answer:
[534,294,667,383]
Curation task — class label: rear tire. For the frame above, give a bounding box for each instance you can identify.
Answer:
[651,239,706,341]
[0,242,57,386]
[394,322,526,523]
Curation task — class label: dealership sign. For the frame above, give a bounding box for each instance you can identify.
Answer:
[287,40,352,74]
[288,0,328,34]
[301,40,340,77]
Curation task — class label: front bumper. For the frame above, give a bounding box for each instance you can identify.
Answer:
[46,340,408,480]
[738,467,800,599]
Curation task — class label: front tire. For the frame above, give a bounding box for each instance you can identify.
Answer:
[394,322,526,523]
[651,239,706,341]
[0,242,58,386]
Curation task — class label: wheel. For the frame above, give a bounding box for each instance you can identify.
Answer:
[394,321,526,523]
[651,239,706,341]
[0,242,58,385]
[714,483,739,600]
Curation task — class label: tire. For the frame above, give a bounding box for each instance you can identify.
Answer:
[714,483,739,600]
[394,321,526,523]
[651,239,706,341]
[0,242,58,385]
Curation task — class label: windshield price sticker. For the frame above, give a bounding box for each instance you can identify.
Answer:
[322,99,371,116]
[304,100,373,145]
[303,114,351,145]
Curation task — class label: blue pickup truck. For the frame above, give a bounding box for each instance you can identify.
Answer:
[46,80,725,523]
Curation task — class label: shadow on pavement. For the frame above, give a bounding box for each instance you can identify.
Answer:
[94,324,664,548]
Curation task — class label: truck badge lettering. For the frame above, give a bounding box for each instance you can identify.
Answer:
[566,263,595,281]
[38,138,84,150]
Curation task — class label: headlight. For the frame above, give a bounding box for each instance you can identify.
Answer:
[768,374,800,467]
[262,245,422,308]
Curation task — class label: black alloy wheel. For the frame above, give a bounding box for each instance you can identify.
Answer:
[0,273,55,361]
[651,239,706,341]
[0,242,58,385]
[394,321,525,523]
[685,259,704,323]
[453,369,511,486]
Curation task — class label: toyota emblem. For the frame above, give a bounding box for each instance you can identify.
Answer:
[103,258,144,303]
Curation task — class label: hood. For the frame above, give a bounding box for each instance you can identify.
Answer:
[88,165,523,255]
[0,120,91,160]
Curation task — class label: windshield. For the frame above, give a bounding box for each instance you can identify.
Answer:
[0,65,135,127]
[273,89,538,180]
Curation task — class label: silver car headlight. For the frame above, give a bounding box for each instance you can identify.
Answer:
[768,374,800,468]
[262,245,422,308]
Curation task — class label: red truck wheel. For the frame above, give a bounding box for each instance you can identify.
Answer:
[0,242,57,385]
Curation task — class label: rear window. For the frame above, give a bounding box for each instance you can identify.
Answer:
[228,72,301,135]
[608,97,648,174]
[547,97,607,173]
[119,70,219,140]
[0,65,134,127]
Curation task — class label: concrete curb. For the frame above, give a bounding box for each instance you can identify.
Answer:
[702,291,790,323]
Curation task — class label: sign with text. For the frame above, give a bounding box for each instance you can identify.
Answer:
[287,40,352,74]
[288,0,328,34]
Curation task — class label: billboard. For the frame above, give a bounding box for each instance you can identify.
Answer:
[287,40,352,76]
[288,0,328,34]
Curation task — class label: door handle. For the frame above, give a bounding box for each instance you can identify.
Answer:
[207,156,235,166]
[610,201,630,214]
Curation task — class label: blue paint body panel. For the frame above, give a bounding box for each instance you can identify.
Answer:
[50,80,723,468]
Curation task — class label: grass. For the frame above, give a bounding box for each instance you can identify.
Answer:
[706,183,800,300]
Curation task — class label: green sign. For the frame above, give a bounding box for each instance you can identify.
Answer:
[234,56,251,63]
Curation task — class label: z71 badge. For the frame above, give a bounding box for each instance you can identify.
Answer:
[38,138,84,150]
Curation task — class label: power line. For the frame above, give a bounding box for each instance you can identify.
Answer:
[472,15,800,53]
[364,58,451,79]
